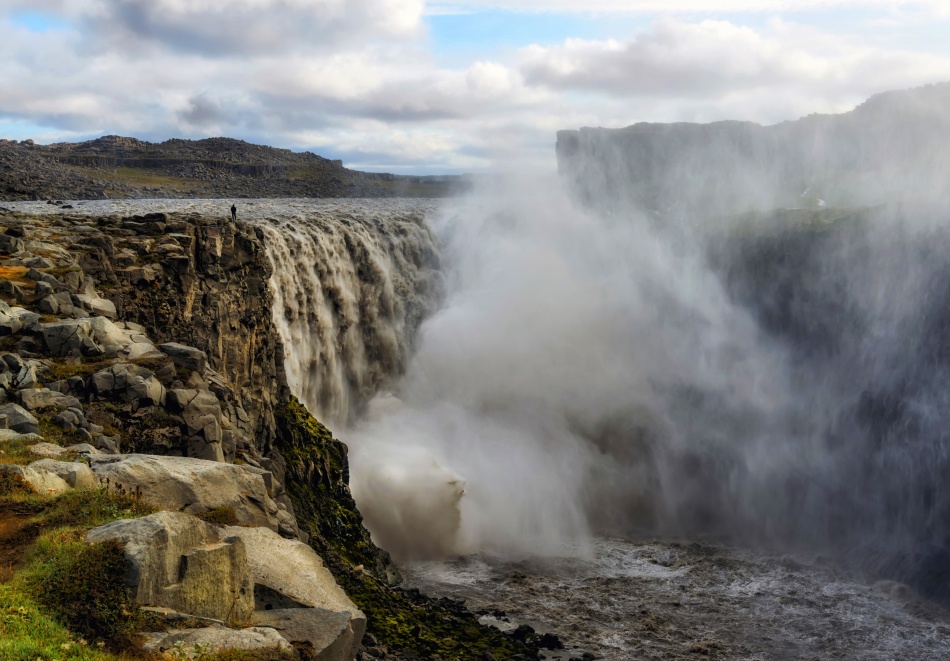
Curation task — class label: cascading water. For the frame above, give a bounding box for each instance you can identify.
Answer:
[257,199,443,428]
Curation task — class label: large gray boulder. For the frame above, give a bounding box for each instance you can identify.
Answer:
[89,363,166,407]
[251,609,355,661]
[0,304,39,336]
[141,625,292,656]
[0,402,39,434]
[75,294,117,319]
[89,316,131,356]
[159,343,208,373]
[0,463,71,495]
[86,512,254,625]
[18,388,81,412]
[40,319,102,357]
[89,455,280,531]
[225,526,365,659]
[28,459,97,490]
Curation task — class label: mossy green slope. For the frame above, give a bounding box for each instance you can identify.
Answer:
[275,397,544,661]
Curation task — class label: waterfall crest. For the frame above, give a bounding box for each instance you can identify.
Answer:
[257,200,443,427]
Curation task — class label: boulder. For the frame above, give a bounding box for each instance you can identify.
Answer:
[86,512,254,625]
[251,609,355,661]
[141,625,292,655]
[0,234,24,254]
[89,455,280,531]
[89,316,131,356]
[125,342,165,361]
[0,307,28,336]
[224,526,364,658]
[40,319,101,357]
[223,526,356,614]
[159,343,208,373]
[90,363,166,407]
[28,442,68,458]
[0,403,39,434]
[18,388,81,412]
[0,280,25,300]
[0,463,71,495]
[28,459,97,489]
[12,363,38,389]
[75,294,117,319]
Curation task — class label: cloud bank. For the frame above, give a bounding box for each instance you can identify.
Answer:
[1,0,949,171]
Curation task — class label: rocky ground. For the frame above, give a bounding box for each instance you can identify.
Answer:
[0,136,460,201]
[0,208,370,659]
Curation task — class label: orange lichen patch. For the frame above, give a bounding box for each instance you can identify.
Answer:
[0,266,27,280]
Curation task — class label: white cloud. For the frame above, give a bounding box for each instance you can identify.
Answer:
[427,0,942,13]
[1,1,949,172]
[519,18,950,103]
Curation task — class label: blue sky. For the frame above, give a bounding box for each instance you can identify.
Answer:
[1,1,949,173]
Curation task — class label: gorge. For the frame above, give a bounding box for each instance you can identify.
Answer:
[3,82,950,660]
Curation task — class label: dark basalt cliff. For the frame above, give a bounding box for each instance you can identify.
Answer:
[0,135,463,200]
[556,82,950,216]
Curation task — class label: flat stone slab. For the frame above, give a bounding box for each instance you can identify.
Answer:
[141,625,292,655]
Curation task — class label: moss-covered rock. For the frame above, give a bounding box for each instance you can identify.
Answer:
[275,397,544,661]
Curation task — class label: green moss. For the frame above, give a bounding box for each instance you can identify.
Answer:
[38,416,88,447]
[195,505,239,526]
[43,358,113,383]
[275,397,543,660]
[0,468,36,497]
[21,531,142,648]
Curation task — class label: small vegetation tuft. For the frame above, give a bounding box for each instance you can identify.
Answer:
[194,506,239,527]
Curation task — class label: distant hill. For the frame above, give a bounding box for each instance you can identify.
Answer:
[0,135,464,200]
[556,82,950,216]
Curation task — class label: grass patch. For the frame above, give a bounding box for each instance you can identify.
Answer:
[0,488,157,658]
[0,265,28,280]
[21,530,143,647]
[38,416,88,447]
[0,468,36,498]
[0,437,47,467]
[44,358,114,383]
[0,582,120,660]
[33,488,155,531]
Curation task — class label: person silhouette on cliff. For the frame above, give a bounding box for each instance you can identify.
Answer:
[230,204,237,222]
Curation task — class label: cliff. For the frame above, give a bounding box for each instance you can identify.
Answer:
[0,135,464,200]
[556,82,950,216]
[0,206,550,660]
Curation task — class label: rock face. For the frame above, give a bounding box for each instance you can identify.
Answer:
[556,82,950,217]
[90,455,282,532]
[225,526,366,658]
[86,512,255,625]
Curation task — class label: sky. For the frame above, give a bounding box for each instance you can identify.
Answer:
[1,1,949,174]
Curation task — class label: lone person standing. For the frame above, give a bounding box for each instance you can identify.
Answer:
[230,204,237,222]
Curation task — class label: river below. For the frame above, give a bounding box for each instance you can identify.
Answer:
[402,538,950,660]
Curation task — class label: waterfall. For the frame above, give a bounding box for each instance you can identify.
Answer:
[256,200,443,427]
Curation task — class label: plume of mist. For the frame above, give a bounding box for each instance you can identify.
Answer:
[266,84,950,602]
